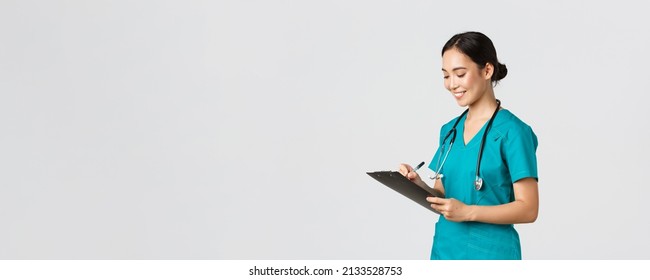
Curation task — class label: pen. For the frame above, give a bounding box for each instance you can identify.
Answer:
[413,161,425,172]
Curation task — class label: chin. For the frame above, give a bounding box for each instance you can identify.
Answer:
[455,99,469,107]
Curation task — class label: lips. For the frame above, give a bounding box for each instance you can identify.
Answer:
[453,91,466,99]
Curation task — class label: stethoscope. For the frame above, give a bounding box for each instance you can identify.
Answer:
[428,99,501,191]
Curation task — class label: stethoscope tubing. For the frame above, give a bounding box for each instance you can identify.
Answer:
[430,100,501,191]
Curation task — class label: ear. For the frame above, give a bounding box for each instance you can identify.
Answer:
[483,62,494,81]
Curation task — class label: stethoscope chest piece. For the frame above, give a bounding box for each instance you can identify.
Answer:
[474,176,484,191]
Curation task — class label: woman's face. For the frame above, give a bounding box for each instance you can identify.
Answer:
[441,48,492,107]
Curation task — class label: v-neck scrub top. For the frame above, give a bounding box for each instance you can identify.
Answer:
[427,109,538,260]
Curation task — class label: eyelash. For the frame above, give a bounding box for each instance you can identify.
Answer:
[443,74,465,79]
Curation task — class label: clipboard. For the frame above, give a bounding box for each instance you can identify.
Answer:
[367,171,444,214]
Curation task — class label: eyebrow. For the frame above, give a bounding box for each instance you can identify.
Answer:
[441,67,467,72]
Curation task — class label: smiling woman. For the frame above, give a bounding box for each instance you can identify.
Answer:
[398,31,539,260]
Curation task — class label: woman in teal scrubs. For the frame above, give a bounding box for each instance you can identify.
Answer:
[399,31,539,260]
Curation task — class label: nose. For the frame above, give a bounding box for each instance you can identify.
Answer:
[449,76,459,90]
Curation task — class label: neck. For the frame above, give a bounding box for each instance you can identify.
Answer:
[467,93,498,121]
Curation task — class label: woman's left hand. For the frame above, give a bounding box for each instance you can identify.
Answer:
[426,197,473,222]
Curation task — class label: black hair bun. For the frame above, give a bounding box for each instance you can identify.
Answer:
[495,63,508,81]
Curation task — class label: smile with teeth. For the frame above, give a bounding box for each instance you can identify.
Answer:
[454,91,466,98]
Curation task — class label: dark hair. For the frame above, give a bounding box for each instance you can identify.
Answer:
[442,31,507,84]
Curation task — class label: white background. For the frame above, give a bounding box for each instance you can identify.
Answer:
[1,0,648,259]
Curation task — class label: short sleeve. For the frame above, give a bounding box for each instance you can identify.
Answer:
[503,125,539,183]
[428,124,451,173]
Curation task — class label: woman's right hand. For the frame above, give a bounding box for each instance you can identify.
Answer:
[399,163,424,185]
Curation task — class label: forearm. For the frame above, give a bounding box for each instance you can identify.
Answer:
[467,200,538,224]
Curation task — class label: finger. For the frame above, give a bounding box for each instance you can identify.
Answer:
[407,171,418,180]
[433,207,447,217]
[398,164,412,176]
[427,197,445,204]
[430,200,445,210]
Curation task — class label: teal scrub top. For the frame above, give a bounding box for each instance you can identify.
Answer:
[428,109,538,260]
